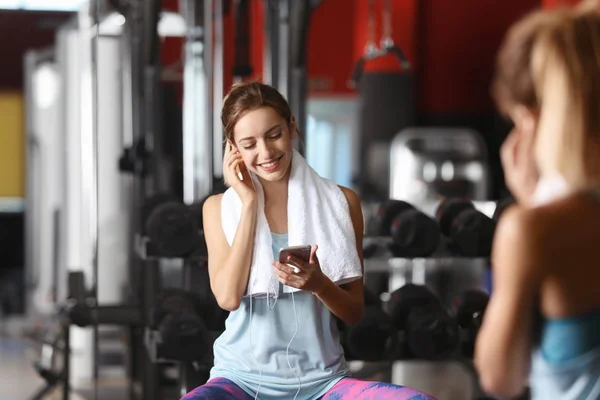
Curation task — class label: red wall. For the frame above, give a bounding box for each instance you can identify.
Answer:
[417,0,540,113]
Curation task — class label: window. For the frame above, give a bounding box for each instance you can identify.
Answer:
[305,98,357,188]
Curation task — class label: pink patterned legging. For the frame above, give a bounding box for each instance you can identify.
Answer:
[181,377,436,400]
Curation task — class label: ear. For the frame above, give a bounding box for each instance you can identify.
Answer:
[514,106,538,138]
[289,117,299,139]
[522,109,540,138]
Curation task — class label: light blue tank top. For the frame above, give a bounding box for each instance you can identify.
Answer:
[528,188,600,399]
[209,232,348,399]
[529,309,600,399]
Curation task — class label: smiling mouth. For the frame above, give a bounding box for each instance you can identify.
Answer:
[259,155,283,170]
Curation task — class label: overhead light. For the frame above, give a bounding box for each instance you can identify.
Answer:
[158,11,186,37]
[33,63,60,109]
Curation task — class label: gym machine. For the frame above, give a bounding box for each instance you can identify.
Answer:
[262,0,323,153]
[23,48,65,317]
[23,0,322,397]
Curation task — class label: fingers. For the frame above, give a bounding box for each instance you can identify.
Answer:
[275,270,298,287]
[309,244,319,264]
[225,147,244,181]
[273,261,303,288]
[274,261,302,274]
[226,148,241,166]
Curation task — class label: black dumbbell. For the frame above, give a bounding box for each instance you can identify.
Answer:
[342,289,394,362]
[372,200,441,258]
[145,201,200,257]
[435,198,496,257]
[455,289,489,358]
[153,289,212,362]
[370,199,411,236]
[389,284,460,360]
[142,192,179,232]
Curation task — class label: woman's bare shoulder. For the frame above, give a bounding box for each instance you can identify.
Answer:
[497,193,600,263]
[493,204,550,277]
[536,192,600,241]
[202,193,224,229]
[203,193,224,211]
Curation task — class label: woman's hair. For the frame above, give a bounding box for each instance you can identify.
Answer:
[221,81,293,142]
[492,10,560,114]
[531,9,600,187]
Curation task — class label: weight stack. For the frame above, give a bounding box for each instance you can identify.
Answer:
[356,71,415,201]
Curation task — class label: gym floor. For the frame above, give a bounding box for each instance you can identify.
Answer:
[0,317,129,400]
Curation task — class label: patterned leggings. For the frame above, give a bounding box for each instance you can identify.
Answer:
[181,377,436,400]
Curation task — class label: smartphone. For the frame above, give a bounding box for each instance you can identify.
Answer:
[278,245,312,264]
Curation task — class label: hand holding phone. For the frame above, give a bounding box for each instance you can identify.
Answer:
[274,244,327,293]
[278,245,312,273]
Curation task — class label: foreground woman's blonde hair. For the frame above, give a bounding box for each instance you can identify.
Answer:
[532,9,600,188]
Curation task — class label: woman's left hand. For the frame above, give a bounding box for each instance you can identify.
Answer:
[273,245,329,293]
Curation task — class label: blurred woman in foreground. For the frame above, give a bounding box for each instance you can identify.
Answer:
[475,7,600,400]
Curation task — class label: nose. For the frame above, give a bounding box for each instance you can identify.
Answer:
[258,140,276,160]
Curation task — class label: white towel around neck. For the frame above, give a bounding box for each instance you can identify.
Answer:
[220,149,363,298]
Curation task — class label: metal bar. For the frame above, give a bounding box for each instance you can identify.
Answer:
[62,326,70,400]
[181,0,212,204]
[90,1,101,395]
[262,0,278,86]
[51,208,61,302]
[213,0,224,179]
[233,0,252,82]
[277,0,290,98]
[142,261,160,399]
[23,52,40,312]
[288,0,311,154]
[204,0,215,192]
[95,305,143,325]
[144,0,167,194]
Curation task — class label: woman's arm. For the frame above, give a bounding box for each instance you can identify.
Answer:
[474,206,544,398]
[314,187,365,326]
[203,194,257,311]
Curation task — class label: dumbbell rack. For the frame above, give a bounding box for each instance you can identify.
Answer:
[134,233,212,399]
[363,254,492,400]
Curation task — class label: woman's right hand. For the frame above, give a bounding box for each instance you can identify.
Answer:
[223,142,256,205]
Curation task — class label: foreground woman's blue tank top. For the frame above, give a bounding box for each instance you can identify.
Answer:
[528,188,600,399]
[209,232,348,400]
[529,308,600,400]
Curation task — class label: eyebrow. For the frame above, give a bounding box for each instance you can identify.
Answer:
[238,124,281,143]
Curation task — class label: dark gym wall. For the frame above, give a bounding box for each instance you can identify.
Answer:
[0,11,73,90]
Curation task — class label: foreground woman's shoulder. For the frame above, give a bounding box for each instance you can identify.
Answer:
[496,204,549,241]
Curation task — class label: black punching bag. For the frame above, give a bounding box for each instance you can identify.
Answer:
[353,47,415,201]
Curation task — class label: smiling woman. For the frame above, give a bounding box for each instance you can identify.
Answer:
[186,81,436,400]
